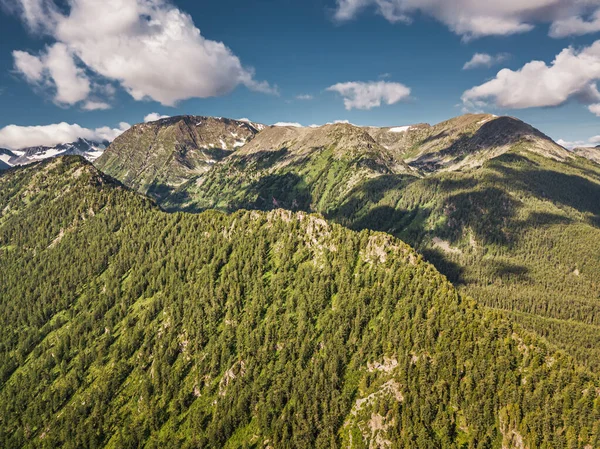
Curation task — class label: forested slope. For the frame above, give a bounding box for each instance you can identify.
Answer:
[1,157,599,448]
[158,126,600,372]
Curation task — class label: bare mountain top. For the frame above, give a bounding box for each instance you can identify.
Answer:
[572,146,600,164]
[95,115,261,198]
[237,122,413,174]
[96,113,574,204]
[366,113,572,173]
[0,139,107,168]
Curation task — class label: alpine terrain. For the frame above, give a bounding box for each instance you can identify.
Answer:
[0,138,108,169]
[0,156,599,448]
[98,113,600,372]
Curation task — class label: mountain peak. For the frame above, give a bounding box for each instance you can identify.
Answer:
[96,114,261,198]
[367,113,570,173]
[572,145,600,164]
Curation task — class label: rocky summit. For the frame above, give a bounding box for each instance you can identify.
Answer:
[95,116,262,199]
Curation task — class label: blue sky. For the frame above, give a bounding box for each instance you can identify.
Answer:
[1,0,600,149]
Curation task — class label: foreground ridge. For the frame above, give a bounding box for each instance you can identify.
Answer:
[0,157,598,448]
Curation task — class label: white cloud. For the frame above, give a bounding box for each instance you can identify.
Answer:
[333,0,600,39]
[557,139,585,149]
[463,52,510,70]
[557,135,600,149]
[296,94,313,100]
[9,0,276,108]
[588,103,600,116]
[13,50,45,82]
[462,41,600,114]
[82,101,111,111]
[144,112,170,122]
[273,122,304,127]
[14,43,92,106]
[0,122,130,150]
[550,9,600,37]
[326,80,411,110]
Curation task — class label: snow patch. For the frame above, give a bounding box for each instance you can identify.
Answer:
[85,151,104,161]
[31,148,65,160]
[389,126,410,133]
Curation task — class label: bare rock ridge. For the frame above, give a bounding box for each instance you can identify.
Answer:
[572,145,600,164]
[95,115,262,198]
[95,113,571,202]
[236,122,413,174]
[0,139,107,169]
[365,113,571,172]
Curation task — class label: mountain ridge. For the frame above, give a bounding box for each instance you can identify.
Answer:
[0,138,107,167]
[1,156,599,448]
[95,115,262,199]
[572,145,600,164]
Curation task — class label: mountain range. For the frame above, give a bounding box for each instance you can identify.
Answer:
[1,156,598,448]
[0,138,107,170]
[96,113,600,373]
[1,113,600,448]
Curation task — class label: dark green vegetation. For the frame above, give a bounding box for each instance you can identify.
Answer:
[134,115,600,373]
[2,157,599,448]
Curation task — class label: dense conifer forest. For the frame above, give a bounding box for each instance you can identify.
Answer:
[1,157,599,448]
[161,142,600,372]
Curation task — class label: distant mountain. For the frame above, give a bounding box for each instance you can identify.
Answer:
[3,138,108,167]
[572,145,600,164]
[0,149,14,171]
[1,156,598,448]
[95,115,262,200]
[366,113,571,172]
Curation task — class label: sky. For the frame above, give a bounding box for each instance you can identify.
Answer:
[1,0,600,149]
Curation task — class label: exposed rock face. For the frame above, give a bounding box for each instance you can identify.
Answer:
[365,114,571,173]
[236,123,412,174]
[572,146,600,164]
[96,113,574,205]
[95,116,261,198]
[0,139,107,168]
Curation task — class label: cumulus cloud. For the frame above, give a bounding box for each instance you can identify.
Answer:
[273,122,304,127]
[327,81,410,110]
[588,103,600,116]
[144,112,170,122]
[557,135,600,149]
[462,41,600,114]
[0,122,131,150]
[82,101,111,111]
[550,9,600,37]
[333,0,600,39]
[463,52,510,70]
[9,0,276,108]
[296,94,313,100]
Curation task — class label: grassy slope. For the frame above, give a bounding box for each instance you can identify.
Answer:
[1,157,598,448]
